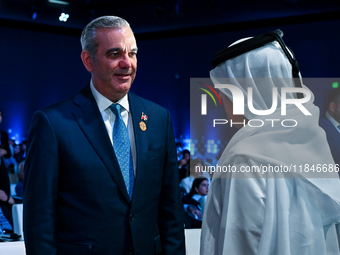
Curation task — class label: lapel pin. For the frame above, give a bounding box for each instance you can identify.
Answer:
[139,121,147,131]
[139,112,147,131]
[141,112,148,122]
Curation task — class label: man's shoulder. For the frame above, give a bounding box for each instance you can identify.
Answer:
[319,115,333,129]
[128,92,169,114]
[40,85,91,115]
[38,95,76,119]
[319,116,340,143]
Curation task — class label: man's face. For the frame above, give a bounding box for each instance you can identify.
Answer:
[331,101,340,123]
[82,27,137,102]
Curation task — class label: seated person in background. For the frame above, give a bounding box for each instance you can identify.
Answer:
[180,158,211,194]
[0,206,12,232]
[14,141,26,164]
[0,185,15,229]
[182,177,209,228]
[319,87,340,168]
[3,139,17,174]
[0,108,14,229]
[176,142,184,161]
[178,149,191,182]
[13,144,21,164]
[15,161,25,198]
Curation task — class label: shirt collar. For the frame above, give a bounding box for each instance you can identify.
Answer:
[326,111,340,128]
[90,80,130,113]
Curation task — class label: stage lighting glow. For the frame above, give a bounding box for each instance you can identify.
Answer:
[59,12,69,22]
[49,0,69,5]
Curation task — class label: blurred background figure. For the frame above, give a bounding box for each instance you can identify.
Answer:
[178,149,191,182]
[176,142,184,161]
[0,109,14,230]
[3,139,17,174]
[180,158,211,194]
[15,161,25,199]
[14,140,26,164]
[319,87,340,169]
[182,177,209,229]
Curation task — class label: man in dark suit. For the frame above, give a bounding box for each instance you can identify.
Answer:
[23,16,185,255]
[319,87,340,169]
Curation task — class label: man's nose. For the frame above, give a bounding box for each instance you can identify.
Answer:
[119,53,131,68]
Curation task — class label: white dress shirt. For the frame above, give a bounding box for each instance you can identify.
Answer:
[90,81,136,176]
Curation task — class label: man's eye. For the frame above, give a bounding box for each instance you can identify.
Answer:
[108,52,120,57]
[129,52,137,57]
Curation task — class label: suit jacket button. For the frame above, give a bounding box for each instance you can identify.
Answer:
[129,214,134,221]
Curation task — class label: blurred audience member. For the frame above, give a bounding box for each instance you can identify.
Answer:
[0,109,14,228]
[3,139,17,173]
[14,140,26,164]
[15,161,25,198]
[0,206,12,232]
[13,144,20,162]
[319,88,340,168]
[176,142,184,161]
[180,158,211,193]
[182,177,209,228]
[178,149,191,182]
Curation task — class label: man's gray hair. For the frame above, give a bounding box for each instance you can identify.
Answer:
[80,16,131,60]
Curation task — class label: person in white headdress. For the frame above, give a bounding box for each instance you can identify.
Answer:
[200,30,340,255]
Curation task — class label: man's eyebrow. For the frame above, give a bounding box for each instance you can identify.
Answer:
[106,47,138,55]
[106,48,122,55]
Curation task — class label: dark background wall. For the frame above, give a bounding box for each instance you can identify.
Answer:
[1,17,340,147]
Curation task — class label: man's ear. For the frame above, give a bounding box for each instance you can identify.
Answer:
[81,50,93,72]
[330,102,336,113]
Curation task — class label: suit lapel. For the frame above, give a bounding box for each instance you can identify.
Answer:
[72,85,130,201]
[128,92,148,200]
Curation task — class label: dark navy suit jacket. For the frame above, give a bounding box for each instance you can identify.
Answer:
[319,116,340,168]
[23,85,185,255]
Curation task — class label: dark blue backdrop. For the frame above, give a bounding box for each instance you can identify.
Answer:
[1,18,340,145]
